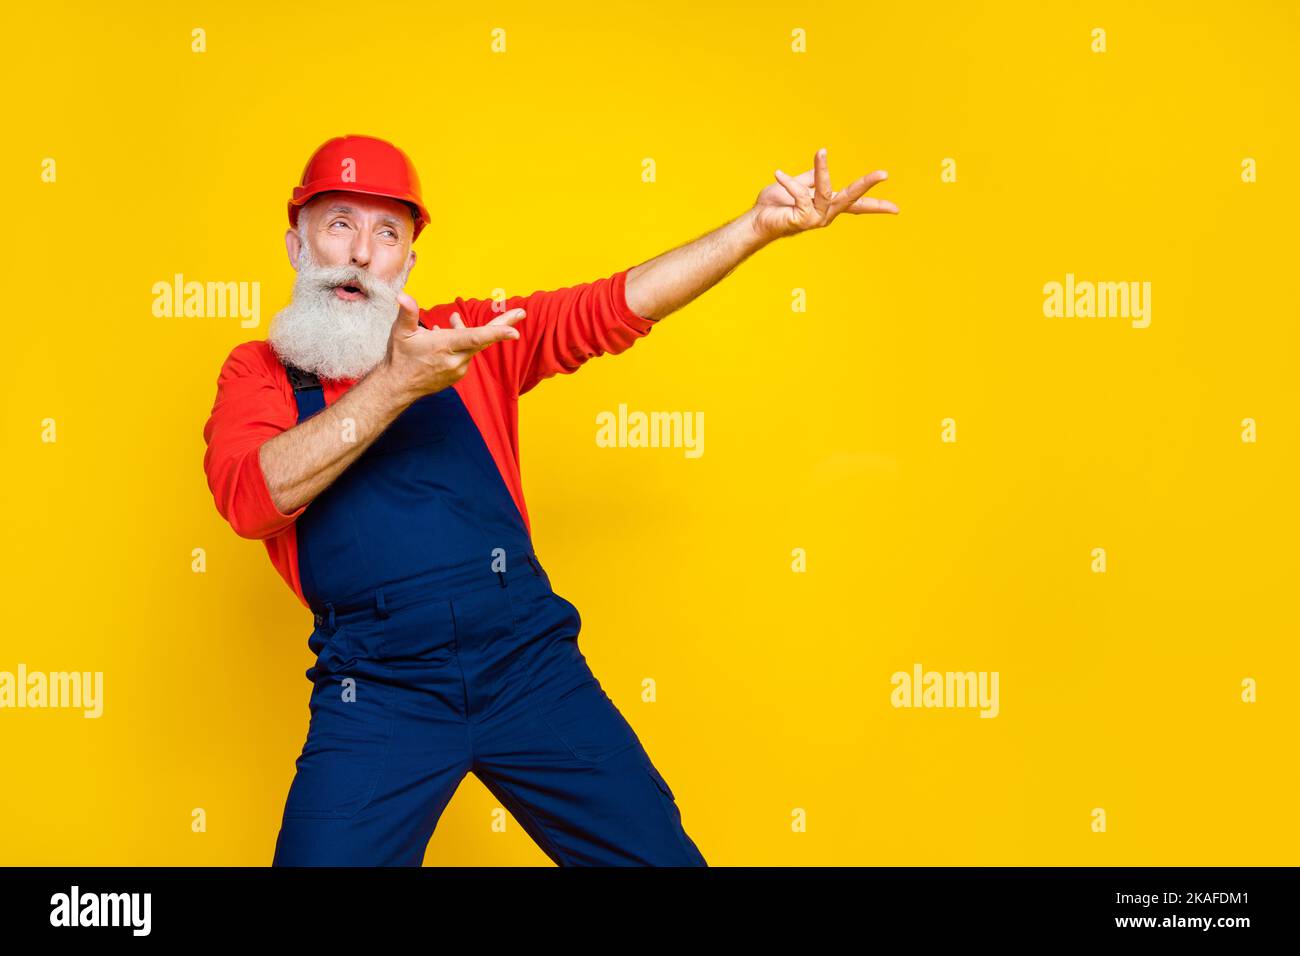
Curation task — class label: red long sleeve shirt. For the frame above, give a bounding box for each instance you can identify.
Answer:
[202,267,655,608]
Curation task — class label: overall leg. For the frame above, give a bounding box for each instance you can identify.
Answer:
[272,603,473,866]
[468,575,708,867]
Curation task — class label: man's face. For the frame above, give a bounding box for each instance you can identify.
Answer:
[266,192,419,381]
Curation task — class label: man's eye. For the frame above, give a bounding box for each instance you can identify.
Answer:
[330,220,349,229]
[381,229,397,239]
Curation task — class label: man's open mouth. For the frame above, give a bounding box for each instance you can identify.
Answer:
[332,283,368,301]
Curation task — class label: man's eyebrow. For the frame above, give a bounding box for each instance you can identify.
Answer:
[324,204,403,229]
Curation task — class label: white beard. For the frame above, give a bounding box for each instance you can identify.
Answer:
[267,232,411,382]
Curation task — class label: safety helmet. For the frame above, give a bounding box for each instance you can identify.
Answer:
[288,134,431,240]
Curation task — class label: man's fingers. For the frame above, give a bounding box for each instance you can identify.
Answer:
[443,323,521,355]
[848,195,900,214]
[435,308,524,331]
[829,170,890,216]
[812,147,834,214]
[485,307,527,328]
[773,168,811,209]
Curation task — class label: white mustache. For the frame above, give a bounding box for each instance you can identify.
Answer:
[304,264,390,300]
[266,233,412,381]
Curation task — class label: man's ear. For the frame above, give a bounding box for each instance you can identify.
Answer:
[406,247,417,274]
[283,230,302,274]
[285,227,302,270]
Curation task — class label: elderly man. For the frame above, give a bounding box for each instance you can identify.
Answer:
[203,134,897,867]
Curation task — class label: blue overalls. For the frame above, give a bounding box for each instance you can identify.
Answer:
[269,366,707,866]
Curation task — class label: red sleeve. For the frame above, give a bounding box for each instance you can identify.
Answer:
[202,341,307,539]
[448,267,656,397]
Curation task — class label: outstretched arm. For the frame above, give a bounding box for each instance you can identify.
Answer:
[624,146,898,322]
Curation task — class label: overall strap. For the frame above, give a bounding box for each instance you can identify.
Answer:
[284,363,326,423]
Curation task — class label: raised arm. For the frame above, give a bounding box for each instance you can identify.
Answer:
[623,147,898,321]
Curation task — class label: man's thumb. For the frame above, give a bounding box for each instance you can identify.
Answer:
[394,291,421,334]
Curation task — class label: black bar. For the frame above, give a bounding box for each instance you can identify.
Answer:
[0,866,1287,941]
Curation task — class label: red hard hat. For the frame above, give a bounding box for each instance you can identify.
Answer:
[288,134,432,240]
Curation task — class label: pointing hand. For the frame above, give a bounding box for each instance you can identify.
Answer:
[382,291,527,401]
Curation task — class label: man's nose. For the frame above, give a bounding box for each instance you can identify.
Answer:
[349,230,372,268]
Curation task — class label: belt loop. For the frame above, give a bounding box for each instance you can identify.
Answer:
[325,601,336,631]
[374,588,390,620]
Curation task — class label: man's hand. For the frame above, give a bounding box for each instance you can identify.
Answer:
[379,292,526,404]
[621,144,899,324]
[259,293,525,516]
[752,146,899,243]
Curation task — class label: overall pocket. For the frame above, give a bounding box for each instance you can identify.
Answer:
[505,574,629,762]
[506,573,582,646]
[526,635,640,764]
[639,754,708,866]
[304,622,359,683]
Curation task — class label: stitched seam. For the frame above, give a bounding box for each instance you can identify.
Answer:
[346,663,398,820]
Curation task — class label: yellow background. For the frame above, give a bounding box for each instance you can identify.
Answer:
[2,0,1296,865]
